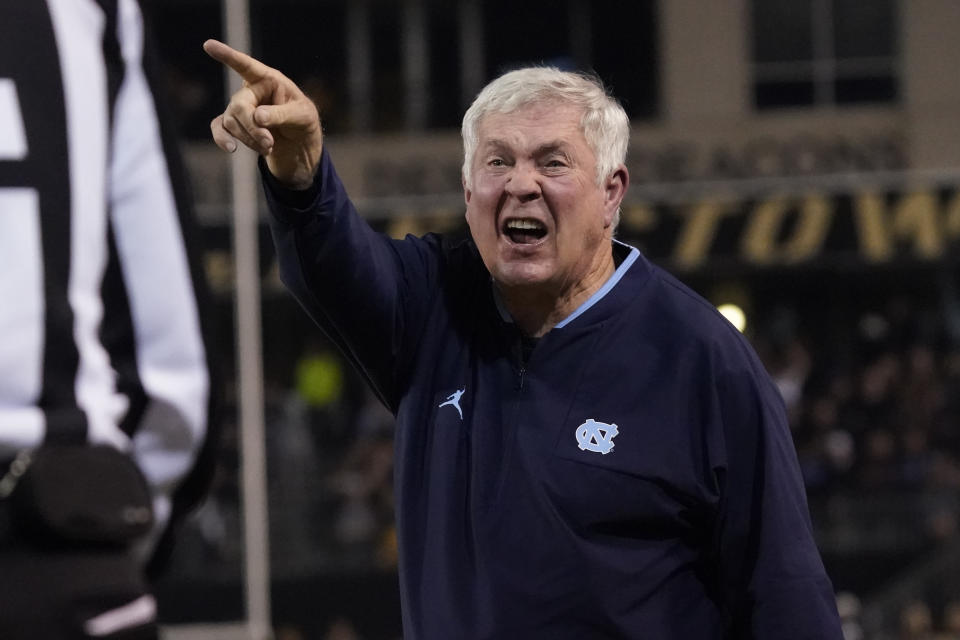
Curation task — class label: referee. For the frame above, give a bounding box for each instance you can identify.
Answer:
[0,1,218,638]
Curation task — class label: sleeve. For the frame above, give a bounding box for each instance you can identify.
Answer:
[104,0,219,575]
[261,150,440,412]
[711,355,843,639]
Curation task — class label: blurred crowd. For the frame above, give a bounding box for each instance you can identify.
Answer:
[754,292,960,640]
[758,295,960,514]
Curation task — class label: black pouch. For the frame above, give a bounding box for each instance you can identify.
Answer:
[9,445,154,546]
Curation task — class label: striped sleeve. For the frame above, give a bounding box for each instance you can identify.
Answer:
[105,0,218,567]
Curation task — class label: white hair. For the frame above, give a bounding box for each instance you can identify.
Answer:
[461,66,630,190]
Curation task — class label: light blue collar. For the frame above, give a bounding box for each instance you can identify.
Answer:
[492,240,641,329]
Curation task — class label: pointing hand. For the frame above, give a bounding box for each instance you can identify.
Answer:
[203,39,323,189]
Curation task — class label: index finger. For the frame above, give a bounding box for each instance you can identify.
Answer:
[203,39,273,83]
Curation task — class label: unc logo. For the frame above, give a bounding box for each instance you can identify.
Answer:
[576,419,619,455]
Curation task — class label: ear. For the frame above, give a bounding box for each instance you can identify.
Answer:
[602,164,629,228]
[462,173,472,207]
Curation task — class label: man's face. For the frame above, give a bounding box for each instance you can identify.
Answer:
[464,103,623,300]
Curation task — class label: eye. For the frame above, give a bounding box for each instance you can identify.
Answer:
[488,158,505,167]
[543,155,569,169]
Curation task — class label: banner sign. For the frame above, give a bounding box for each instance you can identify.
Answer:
[619,185,960,271]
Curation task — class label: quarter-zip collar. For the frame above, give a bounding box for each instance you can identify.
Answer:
[491,240,650,334]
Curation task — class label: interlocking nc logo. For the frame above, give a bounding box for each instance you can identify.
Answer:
[576,419,619,455]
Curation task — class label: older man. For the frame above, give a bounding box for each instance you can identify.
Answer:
[205,39,842,639]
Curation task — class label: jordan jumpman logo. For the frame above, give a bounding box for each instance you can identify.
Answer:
[438,388,465,419]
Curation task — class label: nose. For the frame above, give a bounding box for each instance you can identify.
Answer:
[504,163,541,203]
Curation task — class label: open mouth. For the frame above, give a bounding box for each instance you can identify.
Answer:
[503,218,547,245]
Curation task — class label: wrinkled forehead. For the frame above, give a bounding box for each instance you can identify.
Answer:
[478,98,584,128]
[475,101,588,147]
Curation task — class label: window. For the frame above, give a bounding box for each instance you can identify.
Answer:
[589,0,658,120]
[480,0,657,121]
[750,0,898,109]
[426,0,462,129]
[251,0,350,133]
[160,0,658,136]
[145,0,224,140]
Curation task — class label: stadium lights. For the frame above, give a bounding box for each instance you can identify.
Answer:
[717,303,747,333]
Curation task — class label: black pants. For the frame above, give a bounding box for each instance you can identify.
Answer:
[0,499,159,640]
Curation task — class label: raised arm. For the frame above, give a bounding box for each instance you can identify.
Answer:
[203,39,323,189]
[203,40,445,411]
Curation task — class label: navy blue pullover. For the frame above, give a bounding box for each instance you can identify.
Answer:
[262,151,843,639]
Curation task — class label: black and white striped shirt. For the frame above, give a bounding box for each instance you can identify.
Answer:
[0,0,216,567]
